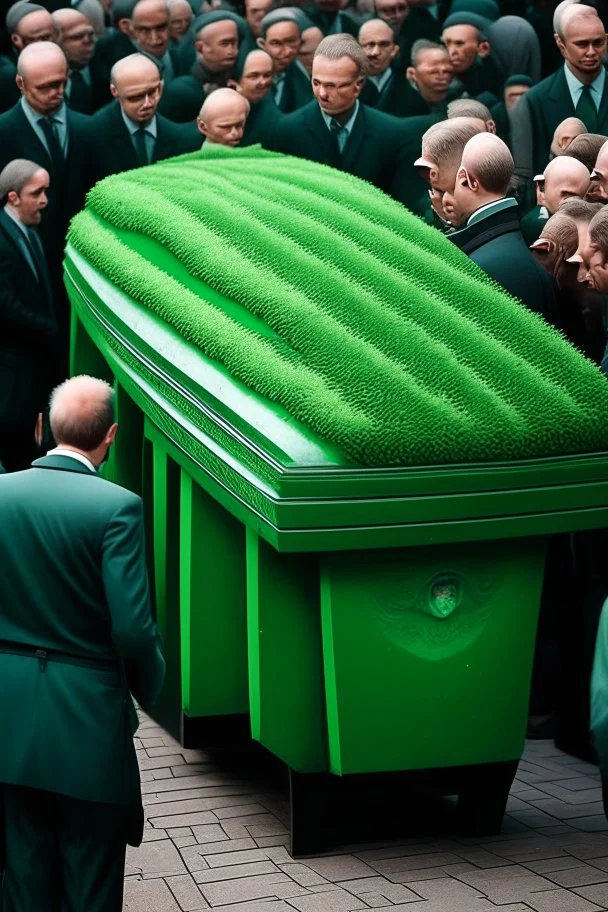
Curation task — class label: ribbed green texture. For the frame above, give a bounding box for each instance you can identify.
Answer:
[68,146,608,467]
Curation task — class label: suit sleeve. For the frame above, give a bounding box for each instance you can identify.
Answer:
[102,494,166,711]
[0,247,57,342]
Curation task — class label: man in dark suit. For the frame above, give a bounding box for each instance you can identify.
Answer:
[92,0,138,84]
[0,374,165,911]
[448,132,557,321]
[257,9,312,113]
[89,52,200,183]
[53,7,108,113]
[510,6,608,187]
[304,0,364,38]
[0,159,57,473]
[374,0,439,69]
[230,47,281,145]
[130,0,182,85]
[267,33,410,205]
[0,41,90,357]
[159,10,244,122]
[0,1,54,113]
[197,85,250,146]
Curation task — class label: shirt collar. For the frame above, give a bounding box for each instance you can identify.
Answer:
[320,99,359,136]
[563,61,605,103]
[369,68,392,93]
[466,196,517,226]
[121,108,157,137]
[46,447,97,473]
[21,96,67,126]
[3,203,28,236]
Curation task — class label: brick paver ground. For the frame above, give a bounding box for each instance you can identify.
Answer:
[125,714,608,912]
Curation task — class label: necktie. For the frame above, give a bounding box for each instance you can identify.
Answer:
[68,69,89,112]
[25,227,54,316]
[575,84,598,132]
[330,118,346,154]
[38,116,65,177]
[133,127,149,166]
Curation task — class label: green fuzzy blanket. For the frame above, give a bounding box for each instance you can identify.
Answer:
[68,146,608,467]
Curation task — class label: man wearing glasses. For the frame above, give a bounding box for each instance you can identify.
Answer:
[266,33,410,205]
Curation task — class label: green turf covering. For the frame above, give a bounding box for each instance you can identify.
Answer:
[68,146,608,467]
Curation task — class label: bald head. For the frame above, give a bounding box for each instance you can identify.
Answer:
[198,87,250,146]
[359,18,397,76]
[49,376,116,458]
[358,17,393,42]
[16,42,68,115]
[461,133,513,192]
[168,0,192,40]
[53,8,95,67]
[110,53,163,123]
[542,155,590,215]
[9,5,54,50]
[299,24,324,73]
[558,3,601,40]
[551,116,587,157]
[531,211,579,283]
[131,0,170,58]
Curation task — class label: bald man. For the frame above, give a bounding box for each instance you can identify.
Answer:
[358,19,398,109]
[511,7,608,184]
[414,117,483,224]
[0,375,165,911]
[159,11,244,122]
[257,10,312,114]
[591,139,608,202]
[53,8,105,113]
[0,2,55,113]
[229,48,280,146]
[89,52,199,182]
[197,87,250,147]
[449,133,557,321]
[168,0,193,43]
[550,116,587,158]
[299,23,324,74]
[130,0,181,84]
[0,41,91,357]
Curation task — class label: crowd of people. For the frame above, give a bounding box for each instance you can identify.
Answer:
[3,0,608,472]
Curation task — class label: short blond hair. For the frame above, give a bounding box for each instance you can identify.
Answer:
[314,33,368,77]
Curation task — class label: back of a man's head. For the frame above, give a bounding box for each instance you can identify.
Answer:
[461,132,513,195]
[421,118,483,172]
[558,197,603,222]
[589,205,608,256]
[447,98,495,132]
[50,376,115,452]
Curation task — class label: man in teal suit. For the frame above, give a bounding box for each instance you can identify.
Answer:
[0,375,165,912]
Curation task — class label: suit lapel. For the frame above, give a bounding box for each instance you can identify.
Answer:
[0,208,40,283]
[109,103,139,170]
[305,103,341,168]
[546,68,576,126]
[341,104,366,172]
[13,105,53,174]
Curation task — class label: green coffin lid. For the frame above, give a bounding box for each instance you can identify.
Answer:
[65,146,608,549]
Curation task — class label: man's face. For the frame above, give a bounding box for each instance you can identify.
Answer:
[299,27,323,74]
[504,83,529,111]
[60,18,96,67]
[245,0,272,38]
[408,48,452,103]
[236,51,273,102]
[419,151,460,223]
[111,70,163,122]
[8,169,50,225]
[441,24,480,76]
[17,56,68,115]
[169,2,192,41]
[586,243,608,290]
[262,21,301,73]
[375,0,409,31]
[359,21,398,76]
[198,107,247,145]
[197,20,239,72]
[12,10,54,50]
[312,54,363,116]
[557,16,607,80]
[132,3,170,59]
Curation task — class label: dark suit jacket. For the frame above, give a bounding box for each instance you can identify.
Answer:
[266,100,410,205]
[303,5,363,36]
[449,202,558,322]
[88,100,201,183]
[66,56,113,115]
[0,453,165,843]
[392,7,440,69]
[0,52,19,114]
[511,66,608,182]
[363,72,440,118]
[0,102,91,258]
[277,62,313,114]
[0,208,57,430]
[242,93,282,146]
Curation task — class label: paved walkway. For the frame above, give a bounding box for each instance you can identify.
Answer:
[126,714,608,912]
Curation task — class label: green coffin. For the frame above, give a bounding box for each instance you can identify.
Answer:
[65,147,608,842]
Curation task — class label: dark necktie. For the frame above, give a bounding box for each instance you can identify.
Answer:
[575,84,598,132]
[330,118,346,155]
[133,126,149,166]
[38,116,65,177]
[68,69,89,113]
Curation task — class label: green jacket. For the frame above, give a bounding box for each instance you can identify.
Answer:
[0,454,165,843]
